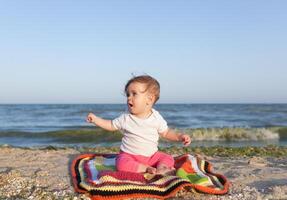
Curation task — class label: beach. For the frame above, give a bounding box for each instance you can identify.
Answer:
[0,146,286,200]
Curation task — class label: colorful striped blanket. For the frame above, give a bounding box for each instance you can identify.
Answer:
[71,153,229,200]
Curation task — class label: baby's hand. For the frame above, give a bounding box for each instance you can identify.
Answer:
[86,113,97,123]
[180,134,191,146]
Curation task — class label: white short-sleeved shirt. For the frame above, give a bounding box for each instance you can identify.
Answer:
[112,109,168,156]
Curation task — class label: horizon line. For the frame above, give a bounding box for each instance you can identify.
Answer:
[0,102,287,105]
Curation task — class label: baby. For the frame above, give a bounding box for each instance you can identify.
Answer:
[87,75,191,174]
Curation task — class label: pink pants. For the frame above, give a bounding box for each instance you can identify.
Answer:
[116,151,174,173]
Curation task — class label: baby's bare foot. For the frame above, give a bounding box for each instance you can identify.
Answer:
[156,167,175,175]
[146,166,156,174]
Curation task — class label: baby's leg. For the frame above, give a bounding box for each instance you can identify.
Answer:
[148,151,175,175]
[116,152,156,173]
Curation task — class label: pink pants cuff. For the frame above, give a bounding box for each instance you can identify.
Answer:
[116,151,174,173]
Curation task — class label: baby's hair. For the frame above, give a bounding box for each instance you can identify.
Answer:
[125,75,160,104]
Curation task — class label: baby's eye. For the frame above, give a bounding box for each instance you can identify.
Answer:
[126,91,138,97]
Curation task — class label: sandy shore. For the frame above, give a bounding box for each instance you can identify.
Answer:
[0,146,286,200]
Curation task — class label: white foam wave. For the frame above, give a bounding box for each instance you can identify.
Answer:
[185,128,279,141]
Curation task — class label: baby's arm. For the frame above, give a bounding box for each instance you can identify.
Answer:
[160,129,191,146]
[86,113,117,131]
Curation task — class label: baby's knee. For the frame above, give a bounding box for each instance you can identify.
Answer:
[116,157,138,172]
[160,154,175,167]
[116,163,127,172]
[116,162,139,172]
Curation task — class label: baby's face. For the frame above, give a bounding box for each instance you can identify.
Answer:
[126,82,153,117]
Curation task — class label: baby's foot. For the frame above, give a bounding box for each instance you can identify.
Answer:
[146,166,156,174]
[156,166,175,175]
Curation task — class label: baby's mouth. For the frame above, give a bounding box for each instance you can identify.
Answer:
[128,103,133,108]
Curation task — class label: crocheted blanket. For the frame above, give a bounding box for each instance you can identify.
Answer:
[71,153,229,200]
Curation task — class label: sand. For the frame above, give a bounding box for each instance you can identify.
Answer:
[0,146,286,200]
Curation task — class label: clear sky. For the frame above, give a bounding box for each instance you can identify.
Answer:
[1,0,286,104]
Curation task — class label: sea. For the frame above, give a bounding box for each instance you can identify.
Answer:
[0,104,286,148]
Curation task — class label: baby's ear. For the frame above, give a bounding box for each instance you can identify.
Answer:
[147,94,155,105]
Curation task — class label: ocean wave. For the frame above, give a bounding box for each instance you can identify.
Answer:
[184,127,283,141]
[0,127,286,143]
[0,128,122,144]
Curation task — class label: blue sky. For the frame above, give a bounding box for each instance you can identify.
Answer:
[0,0,286,103]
